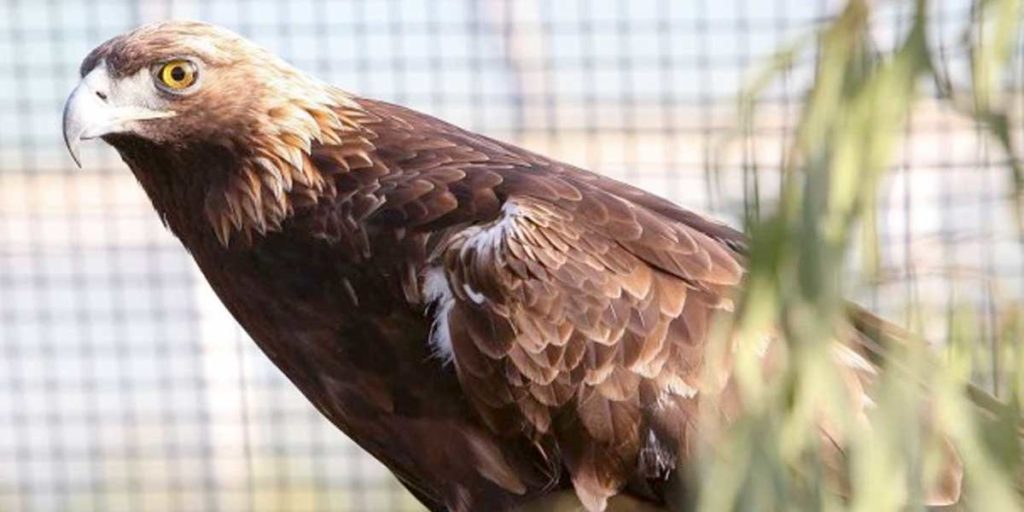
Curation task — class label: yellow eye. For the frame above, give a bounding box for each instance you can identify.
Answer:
[158,60,198,90]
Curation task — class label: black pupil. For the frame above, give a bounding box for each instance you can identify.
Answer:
[170,66,187,82]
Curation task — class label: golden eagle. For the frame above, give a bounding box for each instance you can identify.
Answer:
[62,21,964,511]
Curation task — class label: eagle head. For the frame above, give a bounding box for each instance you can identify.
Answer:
[62,20,369,246]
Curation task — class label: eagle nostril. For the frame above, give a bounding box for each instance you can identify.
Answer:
[95,90,108,101]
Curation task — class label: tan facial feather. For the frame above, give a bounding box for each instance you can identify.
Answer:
[205,95,373,247]
[75,21,378,247]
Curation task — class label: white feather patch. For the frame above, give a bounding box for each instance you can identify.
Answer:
[462,283,487,305]
[666,376,699,398]
[421,202,525,367]
[639,429,676,478]
[422,266,456,366]
[655,375,699,409]
[460,201,521,256]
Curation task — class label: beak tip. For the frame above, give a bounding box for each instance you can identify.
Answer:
[62,130,83,169]
[62,81,90,170]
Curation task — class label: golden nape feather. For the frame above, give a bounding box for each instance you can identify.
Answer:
[202,93,373,246]
[61,20,1001,512]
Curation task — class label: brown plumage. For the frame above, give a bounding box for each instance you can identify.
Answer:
[62,21,963,511]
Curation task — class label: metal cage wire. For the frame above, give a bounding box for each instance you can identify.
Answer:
[0,1,1021,511]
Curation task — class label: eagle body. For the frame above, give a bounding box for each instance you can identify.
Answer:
[62,21,962,511]
[106,96,742,511]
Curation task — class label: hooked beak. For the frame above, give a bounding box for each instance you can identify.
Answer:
[62,63,175,168]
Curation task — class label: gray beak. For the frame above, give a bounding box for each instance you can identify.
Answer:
[62,63,175,168]
[62,80,108,168]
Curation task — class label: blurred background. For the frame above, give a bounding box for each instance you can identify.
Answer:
[0,0,1021,511]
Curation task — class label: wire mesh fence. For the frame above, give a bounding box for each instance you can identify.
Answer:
[0,0,1021,511]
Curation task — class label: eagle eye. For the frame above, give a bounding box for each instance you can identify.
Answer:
[156,60,199,92]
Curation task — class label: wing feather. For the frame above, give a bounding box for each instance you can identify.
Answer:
[323,98,937,509]
[423,196,733,505]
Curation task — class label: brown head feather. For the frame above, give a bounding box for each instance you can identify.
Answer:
[83,20,375,246]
